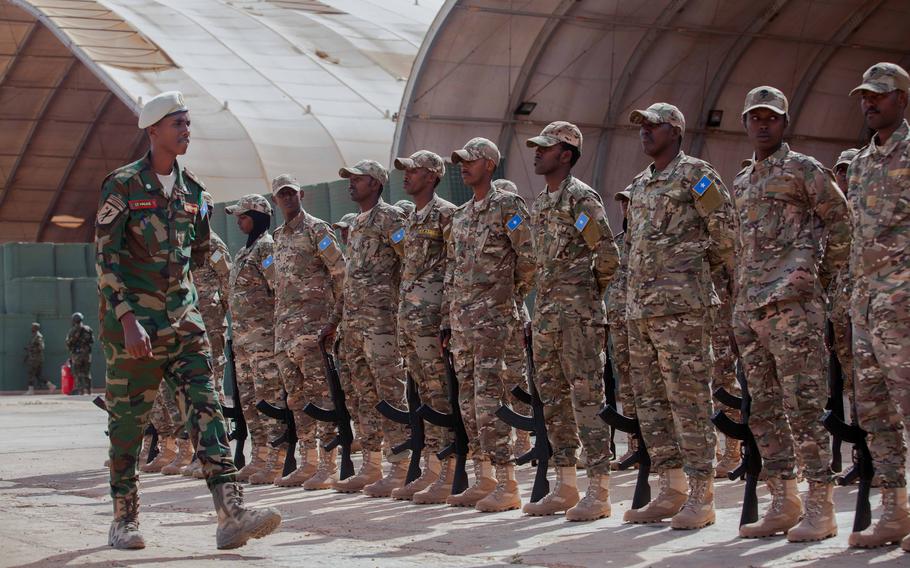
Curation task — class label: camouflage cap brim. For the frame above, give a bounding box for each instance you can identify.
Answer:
[272,183,300,195]
[742,103,787,117]
[451,149,473,164]
[338,166,364,179]
[849,81,896,96]
[332,221,350,228]
[224,205,241,215]
[629,109,661,126]
[393,157,415,170]
[526,135,560,148]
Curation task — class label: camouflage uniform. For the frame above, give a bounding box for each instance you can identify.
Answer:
[25,327,45,389]
[148,379,184,438]
[732,141,849,483]
[443,145,535,465]
[66,319,95,392]
[195,231,231,401]
[605,217,633,419]
[95,152,236,504]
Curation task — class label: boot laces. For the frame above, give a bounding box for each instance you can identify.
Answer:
[768,481,785,514]
[682,478,707,511]
[224,483,244,507]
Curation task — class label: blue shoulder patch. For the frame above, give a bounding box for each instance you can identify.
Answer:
[318,235,333,251]
[391,227,406,243]
[200,200,208,218]
[262,255,273,268]
[574,212,590,232]
[507,214,523,231]
[693,175,713,196]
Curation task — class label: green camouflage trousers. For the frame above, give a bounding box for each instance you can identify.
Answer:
[534,320,610,475]
[274,335,334,451]
[71,353,92,391]
[608,322,636,419]
[104,331,235,499]
[734,299,832,483]
[628,309,716,479]
[233,348,284,452]
[399,325,451,454]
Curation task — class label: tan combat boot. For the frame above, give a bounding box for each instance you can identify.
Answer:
[137,433,155,468]
[447,459,496,507]
[333,451,382,493]
[303,448,337,490]
[161,438,194,475]
[566,473,611,521]
[109,494,145,549]
[523,466,580,516]
[514,431,532,460]
[211,482,281,549]
[364,458,409,498]
[739,477,802,538]
[413,457,455,504]
[624,468,687,523]
[788,481,837,542]
[181,457,202,477]
[714,439,741,479]
[671,475,715,530]
[476,463,521,512]
[141,437,177,473]
[849,487,910,548]
[275,447,318,487]
[235,446,268,482]
[611,435,639,470]
[391,452,440,500]
[248,447,285,485]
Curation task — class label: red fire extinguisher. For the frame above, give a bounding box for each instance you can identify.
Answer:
[61,360,74,395]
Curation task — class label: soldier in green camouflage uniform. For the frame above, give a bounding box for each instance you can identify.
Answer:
[732,87,849,542]
[96,91,279,549]
[24,323,52,394]
[442,138,535,512]
[622,103,736,530]
[270,174,346,489]
[332,160,410,496]
[521,122,619,521]
[66,313,95,395]
[842,63,910,551]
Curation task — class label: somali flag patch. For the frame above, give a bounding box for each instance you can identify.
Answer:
[262,255,273,268]
[318,235,333,251]
[391,228,406,243]
[693,175,713,197]
[507,214,523,231]
[200,200,208,217]
[574,212,590,232]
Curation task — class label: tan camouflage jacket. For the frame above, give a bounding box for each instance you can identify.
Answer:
[847,119,910,317]
[273,210,346,350]
[442,186,535,333]
[398,195,457,334]
[732,143,850,312]
[605,231,627,325]
[530,175,619,327]
[194,231,231,336]
[625,151,736,320]
[228,233,276,353]
[343,198,405,330]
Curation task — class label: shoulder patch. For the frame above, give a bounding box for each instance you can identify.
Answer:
[391,227,406,243]
[318,235,333,251]
[200,200,209,217]
[574,212,590,232]
[262,255,274,268]
[507,213,524,232]
[692,175,714,197]
[96,194,127,225]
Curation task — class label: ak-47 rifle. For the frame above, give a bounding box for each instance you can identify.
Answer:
[417,345,469,494]
[494,328,551,503]
[824,320,845,474]
[303,336,355,480]
[256,395,298,476]
[598,402,651,509]
[221,338,247,468]
[602,346,634,469]
[92,396,159,464]
[377,372,425,484]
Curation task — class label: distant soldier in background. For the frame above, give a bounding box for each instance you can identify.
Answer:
[24,322,54,395]
[66,313,95,395]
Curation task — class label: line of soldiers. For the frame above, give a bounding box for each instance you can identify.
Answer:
[23,314,94,395]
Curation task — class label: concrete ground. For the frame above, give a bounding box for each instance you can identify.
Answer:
[0,395,906,568]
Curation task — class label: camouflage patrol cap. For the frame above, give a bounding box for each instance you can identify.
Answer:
[850,62,910,96]
[834,148,860,169]
[271,174,300,195]
[394,150,445,177]
[395,200,416,214]
[614,190,631,202]
[333,212,357,229]
[526,121,583,152]
[339,159,389,186]
[225,194,272,216]
[742,86,789,119]
[629,102,686,135]
[451,137,501,166]
[492,179,518,193]
[138,91,188,129]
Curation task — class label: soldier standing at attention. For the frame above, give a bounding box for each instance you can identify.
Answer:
[442,138,535,512]
[66,312,95,395]
[522,121,619,521]
[622,103,736,529]
[24,323,53,395]
[732,87,849,542]
[331,160,410,496]
[96,91,279,549]
[225,194,286,485]
[270,174,346,490]
[843,63,910,551]
[390,151,457,503]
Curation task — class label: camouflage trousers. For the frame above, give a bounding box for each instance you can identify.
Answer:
[26,360,43,388]
[711,300,740,420]
[534,319,610,475]
[233,346,284,452]
[451,326,513,465]
[607,321,636,418]
[398,325,452,454]
[503,321,531,424]
[345,324,408,463]
[336,330,360,437]
[628,310,716,479]
[853,286,910,488]
[274,335,334,451]
[830,299,855,406]
[148,379,183,438]
[206,324,227,405]
[71,353,92,391]
[734,299,832,482]
[103,330,236,499]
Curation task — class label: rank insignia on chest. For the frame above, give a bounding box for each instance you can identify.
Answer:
[693,176,713,196]
[391,228,406,243]
[262,255,274,268]
[318,235,333,251]
[128,199,156,210]
[507,214,523,231]
[574,212,590,232]
[184,202,199,215]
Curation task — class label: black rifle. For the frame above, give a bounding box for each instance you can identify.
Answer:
[303,337,355,480]
[598,404,651,509]
[417,346,469,494]
[602,346,635,469]
[494,328,551,503]
[711,359,761,526]
[93,396,159,464]
[824,320,845,474]
[256,396,297,476]
[221,339,247,468]
[377,373,425,484]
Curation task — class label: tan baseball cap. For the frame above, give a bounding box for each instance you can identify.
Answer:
[526,121,583,152]
[271,174,300,195]
[850,62,910,96]
[339,159,389,186]
[492,178,518,193]
[614,190,631,202]
[394,150,445,177]
[225,194,272,216]
[834,148,860,169]
[451,137,501,166]
[629,102,686,135]
[742,86,789,118]
[138,91,188,129]
[333,212,357,229]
